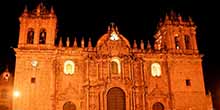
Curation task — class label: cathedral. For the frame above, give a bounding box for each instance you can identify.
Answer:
[0,2,214,110]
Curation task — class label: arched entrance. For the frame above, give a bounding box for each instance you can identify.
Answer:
[107,87,126,110]
[152,102,164,110]
[63,101,76,110]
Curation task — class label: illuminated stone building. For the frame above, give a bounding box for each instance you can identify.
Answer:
[12,3,213,110]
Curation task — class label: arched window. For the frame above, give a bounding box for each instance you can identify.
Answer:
[63,101,76,110]
[111,61,118,74]
[152,102,164,110]
[151,63,161,77]
[184,35,191,49]
[39,29,46,44]
[64,60,75,75]
[107,87,125,110]
[27,28,34,44]
[175,36,180,49]
[111,58,121,74]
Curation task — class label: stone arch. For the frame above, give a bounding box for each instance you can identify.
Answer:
[39,28,46,44]
[184,35,191,49]
[152,102,164,110]
[107,87,126,110]
[63,101,76,110]
[27,28,34,44]
[111,57,121,74]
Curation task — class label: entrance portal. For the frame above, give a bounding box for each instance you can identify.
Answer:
[63,101,76,110]
[107,87,125,110]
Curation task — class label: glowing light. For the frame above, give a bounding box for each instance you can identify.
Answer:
[110,32,119,40]
[64,60,74,75]
[31,60,38,67]
[111,57,121,74]
[151,63,161,77]
[13,91,20,97]
[176,45,180,49]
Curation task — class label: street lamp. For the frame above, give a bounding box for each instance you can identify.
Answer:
[13,90,20,98]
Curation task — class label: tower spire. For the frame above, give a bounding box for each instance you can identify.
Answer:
[36,2,43,16]
[147,40,151,49]
[22,5,28,16]
[81,37,85,48]
[73,37,78,48]
[188,16,194,25]
[133,40,137,49]
[88,37,92,48]
[50,6,55,14]
[58,37,62,47]
[110,22,115,32]
[108,25,111,32]
[140,40,144,49]
[66,37,70,47]
[49,6,56,17]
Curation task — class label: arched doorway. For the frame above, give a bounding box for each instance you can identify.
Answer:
[107,87,126,110]
[152,102,164,110]
[63,101,76,110]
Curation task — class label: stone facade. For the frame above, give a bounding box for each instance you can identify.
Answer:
[11,3,213,110]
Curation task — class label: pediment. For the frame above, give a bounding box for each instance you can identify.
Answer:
[96,23,131,55]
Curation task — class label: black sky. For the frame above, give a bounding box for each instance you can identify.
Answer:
[0,0,219,109]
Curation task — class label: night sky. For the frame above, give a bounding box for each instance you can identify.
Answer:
[0,0,219,109]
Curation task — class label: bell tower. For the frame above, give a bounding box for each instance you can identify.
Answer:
[18,2,57,48]
[154,11,198,54]
[13,3,57,110]
[153,11,213,109]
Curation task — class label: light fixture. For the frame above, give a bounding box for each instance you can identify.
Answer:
[31,60,38,67]
[13,90,20,98]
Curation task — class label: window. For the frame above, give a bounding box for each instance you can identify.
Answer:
[27,28,34,44]
[64,60,75,75]
[111,58,121,74]
[184,35,191,49]
[39,28,46,44]
[186,79,191,86]
[111,61,118,74]
[152,102,164,110]
[1,89,7,99]
[151,63,161,77]
[31,77,36,83]
[175,36,180,49]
